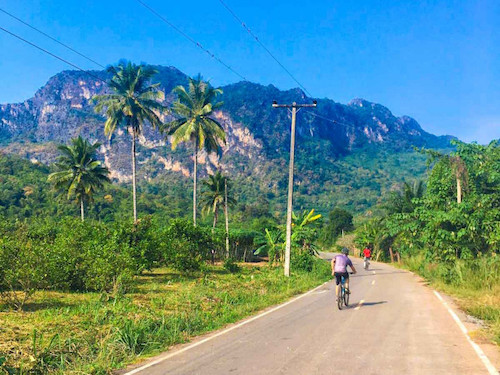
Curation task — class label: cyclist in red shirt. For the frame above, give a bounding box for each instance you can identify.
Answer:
[363,246,371,270]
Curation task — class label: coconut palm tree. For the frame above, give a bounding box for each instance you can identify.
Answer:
[200,171,235,230]
[48,136,110,221]
[385,180,425,214]
[93,61,165,222]
[162,75,225,226]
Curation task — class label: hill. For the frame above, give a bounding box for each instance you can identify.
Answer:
[0,66,454,217]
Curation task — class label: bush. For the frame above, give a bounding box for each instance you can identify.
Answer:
[291,252,315,272]
[0,233,50,309]
[223,258,241,273]
[162,219,214,272]
[0,218,141,302]
[112,216,162,272]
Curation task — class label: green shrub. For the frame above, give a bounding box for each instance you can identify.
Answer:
[311,257,331,278]
[223,258,240,273]
[162,219,214,272]
[112,216,162,272]
[0,235,50,309]
[291,252,315,272]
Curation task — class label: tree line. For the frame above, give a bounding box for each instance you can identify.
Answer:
[355,140,499,268]
[49,62,234,244]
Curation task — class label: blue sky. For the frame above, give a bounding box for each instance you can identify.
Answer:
[1,0,498,143]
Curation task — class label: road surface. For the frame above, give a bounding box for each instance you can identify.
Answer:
[123,257,497,375]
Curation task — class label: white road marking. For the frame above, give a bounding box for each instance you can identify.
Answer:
[434,290,498,375]
[315,290,328,294]
[354,299,365,310]
[371,280,376,285]
[123,281,330,375]
[372,271,376,275]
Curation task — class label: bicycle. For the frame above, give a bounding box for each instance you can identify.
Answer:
[337,272,353,310]
[364,257,370,270]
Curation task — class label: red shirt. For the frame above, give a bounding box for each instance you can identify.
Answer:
[363,248,371,257]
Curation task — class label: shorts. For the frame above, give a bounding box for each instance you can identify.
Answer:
[334,272,349,285]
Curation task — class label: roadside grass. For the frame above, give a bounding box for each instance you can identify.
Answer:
[400,255,500,346]
[0,261,330,374]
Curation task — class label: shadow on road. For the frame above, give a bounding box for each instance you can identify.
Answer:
[362,301,388,306]
[351,271,406,278]
[343,301,388,309]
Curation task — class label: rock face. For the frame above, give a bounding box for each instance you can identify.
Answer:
[0,65,453,189]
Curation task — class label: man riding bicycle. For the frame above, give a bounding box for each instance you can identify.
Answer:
[363,246,372,270]
[331,247,357,301]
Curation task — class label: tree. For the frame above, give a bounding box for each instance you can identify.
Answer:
[417,145,467,204]
[385,180,425,214]
[200,171,235,230]
[320,208,354,245]
[93,61,165,222]
[291,209,322,253]
[254,228,283,265]
[48,136,110,221]
[162,75,225,226]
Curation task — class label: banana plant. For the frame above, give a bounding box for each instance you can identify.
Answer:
[254,228,283,265]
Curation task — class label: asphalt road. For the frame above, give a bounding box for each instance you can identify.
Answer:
[124,257,496,375]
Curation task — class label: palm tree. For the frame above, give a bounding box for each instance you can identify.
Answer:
[385,180,425,214]
[93,61,165,222]
[200,171,235,230]
[450,156,467,204]
[48,136,110,221]
[162,75,225,226]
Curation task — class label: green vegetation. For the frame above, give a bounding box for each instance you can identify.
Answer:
[48,136,110,221]
[162,75,225,226]
[201,171,235,229]
[355,140,500,342]
[93,61,166,222]
[0,261,329,374]
[1,60,497,372]
[319,207,354,246]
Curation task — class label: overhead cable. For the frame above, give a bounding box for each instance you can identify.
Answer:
[218,0,312,97]
[135,0,247,81]
[0,26,107,84]
[0,8,105,69]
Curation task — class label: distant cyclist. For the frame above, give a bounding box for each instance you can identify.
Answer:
[363,246,372,270]
[331,247,357,301]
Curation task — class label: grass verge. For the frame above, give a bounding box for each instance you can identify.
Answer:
[399,255,500,346]
[0,260,330,374]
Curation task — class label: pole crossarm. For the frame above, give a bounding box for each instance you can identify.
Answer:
[272,100,317,277]
[272,100,317,108]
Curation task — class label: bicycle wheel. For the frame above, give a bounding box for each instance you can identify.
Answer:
[344,287,349,306]
[337,287,343,310]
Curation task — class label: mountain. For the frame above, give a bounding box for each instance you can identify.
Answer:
[0,66,454,216]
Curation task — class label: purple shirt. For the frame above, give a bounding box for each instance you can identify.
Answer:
[334,254,353,273]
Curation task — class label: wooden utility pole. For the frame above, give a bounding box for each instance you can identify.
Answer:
[224,178,230,258]
[272,100,317,276]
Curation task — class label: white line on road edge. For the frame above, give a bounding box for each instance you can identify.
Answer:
[434,290,498,375]
[371,280,376,285]
[354,299,365,311]
[123,281,330,375]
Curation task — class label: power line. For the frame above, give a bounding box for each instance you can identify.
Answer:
[0,26,107,84]
[135,0,247,81]
[0,8,105,69]
[218,0,313,97]
[304,110,358,131]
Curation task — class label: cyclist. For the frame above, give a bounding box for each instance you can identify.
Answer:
[331,247,357,301]
[363,246,372,270]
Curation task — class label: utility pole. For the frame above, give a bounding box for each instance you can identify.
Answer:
[272,100,317,276]
[224,177,230,258]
